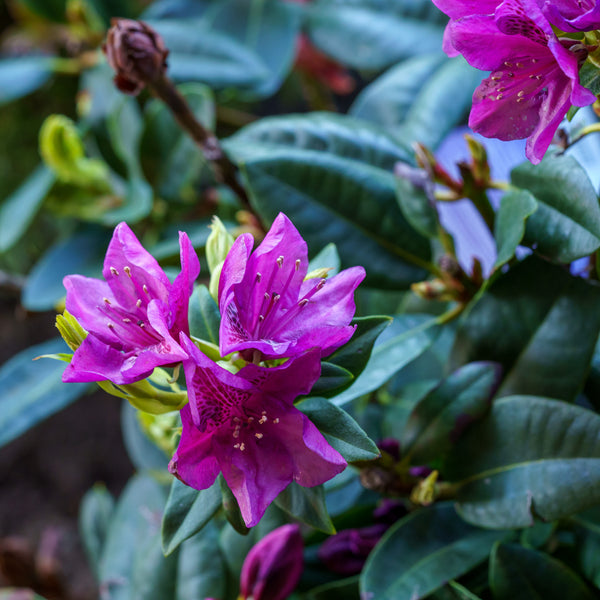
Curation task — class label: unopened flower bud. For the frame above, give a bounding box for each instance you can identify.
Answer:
[206,217,235,301]
[56,310,87,351]
[103,18,168,95]
[239,524,304,600]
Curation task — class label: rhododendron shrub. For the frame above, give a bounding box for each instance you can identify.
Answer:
[3,0,600,598]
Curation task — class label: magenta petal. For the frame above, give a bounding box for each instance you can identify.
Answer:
[169,231,201,336]
[432,0,499,18]
[543,0,600,31]
[63,335,135,383]
[218,233,253,308]
[168,405,220,490]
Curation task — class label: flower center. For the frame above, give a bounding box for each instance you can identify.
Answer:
[231,409,280,452]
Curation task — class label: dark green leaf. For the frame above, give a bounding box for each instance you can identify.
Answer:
[176,522,227,600]
[275,482,335,534]
[360,503,507,600]
[162,478,222,555]
[307,2,444,70]
[240,149,431,289]
[308,242,341,275]
[333,314,439,406]
[220,475,250,535]
[298,397,379,462]
[307,576,360,600]
[120,402,169,472]
[510,155,600,262]
[494,189,538,269]
[448,581,483,600]
[0,57,54,104]
[580,62,600,96]
[311,362,355,396]
[188,285,221,345]
[79,484,115,578]
[17,0,65,21]
[452,256,600,401]
[225,112,411,169]
[490,543,595,600]
[0,338,89,448]
[401,362,502,464]
[22,228,109,311]
[445,396,600,528]
[396,164,440,239]
[0,165,55,253]
[99,474,176,600]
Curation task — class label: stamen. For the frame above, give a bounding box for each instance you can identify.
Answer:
[136,299,142,308]
[515,62,523,68]
[255,433,263,439]
[504,61,513,67]
[110,267,119,276]
[247,417,254,424]
[496,94,503,100]
[517,90,525,97]
[239,443,245,451]
[107,323,115,330]
[124,266,132,277]
[256,272,262,282]
[143,284,149,294]
[273,418,280,424]
[277,256,284,268]
[299,299,309,307]
[103,298,111,305]
[123,318,131,323]
[259,416,267,424]
[295,259,301,271]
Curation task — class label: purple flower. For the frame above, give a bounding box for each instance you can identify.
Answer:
[62,222,199,384]
[449,0,595,163]
[168,335,346,527]
[218,213,365,362]
[240,524,304,600]
[542,0,600,32]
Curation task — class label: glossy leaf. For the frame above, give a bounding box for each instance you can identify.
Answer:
[401,362,502,464]
[226,112,411,169]
[307,576,360,600]
[298,397,379,462]
[0,57,54,105]
[79,484,115,578]
[99,474,177,600]
[452,256,600,401]
[306,1,445,70]
[176,522,226,600]
[22,228,109,311]
[494,189,538,269]
[490,543,595,600]
[0,165,55,253]
[220,476,250,535]
[161,478,222,555]
[445,396,600,528]
[311,362,355,396]
[240,149,432,289]
[0,338,89,448]
[333,314,439,406]
[360,503,507,600]
[511,155,600,262]
[275,482,335,534]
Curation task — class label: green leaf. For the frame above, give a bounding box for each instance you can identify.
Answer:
[0,57,54,105]
[401,362,502,464]
[0,165,55,253]
[327,315,392,380]
[22,228,109,311]
[79,484,115,578]
[445,395,600,528]
[0,338,89,448]
[448,581,483,600]
[275,482,335,534]
[240,149,431,289]
[99,474,176,600]
[580,61,600,96]
[360,503,507,600]
[350,54,482,150]
[333,314,439,406]
[298,397,379,462]
[490,543,595,600]
[188,284,221,345]
[17,0,65,21]
[220,475,250,535]
[311,362,355,396]
[494,189,538,269]
[307,576,360,600]
[161,478,222,555]
[510,155,600,262]
[452,256,600,401]
[306,1,445,70]
[120,402,169,472]
[225,112,411,169]
[396,164,440,239]
[176,522,227,600]
[308,242,341,275]
[572,508,600,587]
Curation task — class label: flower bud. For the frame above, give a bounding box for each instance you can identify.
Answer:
[239,524,304,600]
[56,310,87,352]
[206,217,234,302]
[103,18,168,95]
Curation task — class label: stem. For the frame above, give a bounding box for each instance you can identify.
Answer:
[470,191,496,233]
[149,75,254,213]
[435,302,466,325]
[565,122,600,149]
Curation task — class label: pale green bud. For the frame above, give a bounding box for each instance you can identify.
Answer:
[137,410,181,456]
[206,216,234,274]
[56,310,87,351]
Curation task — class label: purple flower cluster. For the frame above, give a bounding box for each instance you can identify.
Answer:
[433,0,598,163]
[62,214,365,526]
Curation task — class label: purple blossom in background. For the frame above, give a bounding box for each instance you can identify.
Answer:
[169,336,346,527]
[240,524,304,600]
[449,0,595,163]
[62,222,199,384]
[435,127,526,275]
[218,212,365,362]
[542,0,600,32]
